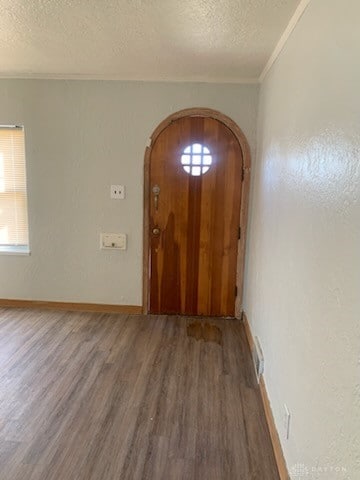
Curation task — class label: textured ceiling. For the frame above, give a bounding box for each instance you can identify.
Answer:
[0,0,301,82]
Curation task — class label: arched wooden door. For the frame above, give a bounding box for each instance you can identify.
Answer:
[146,113,245,317]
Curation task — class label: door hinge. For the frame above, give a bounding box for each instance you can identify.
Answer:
[235,286,238,298]
[238,226,241,239]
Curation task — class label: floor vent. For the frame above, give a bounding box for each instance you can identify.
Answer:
[252,336,264,382]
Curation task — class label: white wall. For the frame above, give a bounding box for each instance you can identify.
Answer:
[245,0,360,478]
[0,80,258,306]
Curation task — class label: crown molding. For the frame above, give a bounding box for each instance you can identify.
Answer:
[259,0,311,83]
[0,72,259,85]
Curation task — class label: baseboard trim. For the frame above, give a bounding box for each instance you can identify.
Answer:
[242,312,289,480]
[0,299,142,315]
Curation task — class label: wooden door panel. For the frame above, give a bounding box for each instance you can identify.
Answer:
[149,116,242,316]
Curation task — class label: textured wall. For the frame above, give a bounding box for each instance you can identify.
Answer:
[244,0,360,478]
[0,79,258,306]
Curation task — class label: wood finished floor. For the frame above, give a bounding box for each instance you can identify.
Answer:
[0,309,280,480]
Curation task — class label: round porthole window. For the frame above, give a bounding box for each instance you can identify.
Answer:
[181,143,212,176]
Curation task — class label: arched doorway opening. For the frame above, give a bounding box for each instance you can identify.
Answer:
[143,108,251,316]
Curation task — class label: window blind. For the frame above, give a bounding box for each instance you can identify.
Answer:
[0,126,29,247]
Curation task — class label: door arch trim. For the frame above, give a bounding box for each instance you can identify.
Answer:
[143,107,251,316]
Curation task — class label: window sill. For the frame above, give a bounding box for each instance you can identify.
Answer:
[0,246,30,256]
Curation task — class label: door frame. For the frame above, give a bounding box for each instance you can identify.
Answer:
[142,108,251,316]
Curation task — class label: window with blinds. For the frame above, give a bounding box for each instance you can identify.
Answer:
[0,126,29,253]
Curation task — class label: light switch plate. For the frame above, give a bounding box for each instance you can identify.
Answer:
[111,185,125,199]
[100,233,127,250]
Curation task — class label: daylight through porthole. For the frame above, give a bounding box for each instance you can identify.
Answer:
[181,143,212,176]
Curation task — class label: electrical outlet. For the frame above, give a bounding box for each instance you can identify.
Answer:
[284,404,291,440]
[111,185,125,199]
[100,233,127,250]
[252,336,264,382]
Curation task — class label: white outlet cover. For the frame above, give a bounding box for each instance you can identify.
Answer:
[111,185,125,199]
[100,233,127,250]
[252,336,264,382]
[284,404,291,440]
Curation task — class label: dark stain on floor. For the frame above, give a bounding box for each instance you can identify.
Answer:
[187,321,223,345]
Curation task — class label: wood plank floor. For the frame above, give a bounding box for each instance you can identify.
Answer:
[0,308,280,480]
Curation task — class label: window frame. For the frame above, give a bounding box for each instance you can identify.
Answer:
[0,125,30,256]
